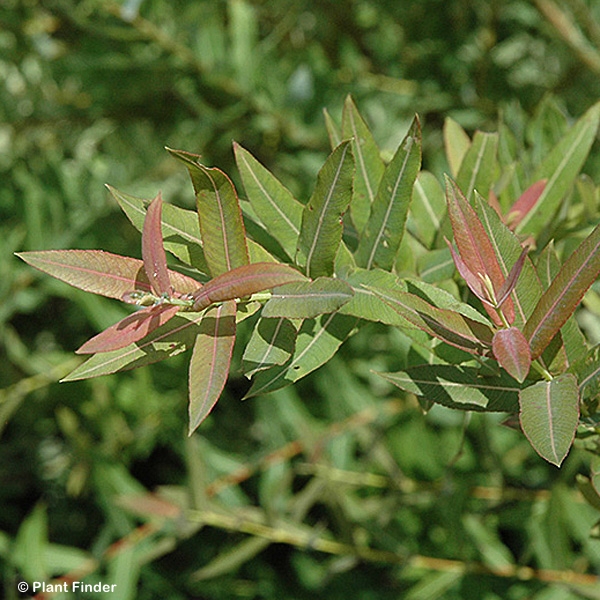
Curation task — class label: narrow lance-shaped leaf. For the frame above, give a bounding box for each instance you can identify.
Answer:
[108,185,209,274]
[492,327,531,383]
[341,94,385,234]
[323,107,342,149]
[517,101,600,235]
[244,313,357,398]
[261,277,354,319]
[192,262,307,311]
[61,312,208,381]
[524,221,600,360]
[446,177,515,326]
[242,317,298,377]
[15,250,199,300]
[378,365,520,412]
[443,117,471,177]
[370,286,493,356]
[355,116,422,270]
[297,140,354,278]
[188,300,237,434]
[505,179,546,230]
[234,143,303,261]
[519,373,579,467]
[142,193,172,296]
[455,131,498,203]
[167,148,249,276]
[76,304,181,354]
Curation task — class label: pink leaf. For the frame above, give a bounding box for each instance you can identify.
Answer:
[492,327,531,383]
[506,180,547,230]
[142,193,172,296]
[192,262,307,311]
[446,177,515,326]
[76,304,181,354]
[17,250,200,299]
[188,300,237,433]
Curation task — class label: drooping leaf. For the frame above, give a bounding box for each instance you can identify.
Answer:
[519,373,580,467]
[108,185,209,274]
[443,117,471,177]
[76,304,181,354]
[341,95,385,234]
[378,365,520,412]
[188,300,237,434]
[517,101,600,235]
[167,148,249,276]
[142,193,172,296]
[16,250,199,300]
[297,140,354,278]
[455,131,498,203]
[242,317,298,377]
[192,262,307,311]
[370,286,493,356]
[234,143,303,261]
[492,327,531,383]
[446,177,514,326]
[261,277,354,319]
[61,312,206,381]
[355,116,422,270]
[244,313,357,397]
[524,221,600,360]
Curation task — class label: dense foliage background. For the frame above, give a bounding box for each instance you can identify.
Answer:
[3,1,600,598]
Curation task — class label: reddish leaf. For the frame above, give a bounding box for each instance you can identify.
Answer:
[506,179,547,230]
[188,300,237,434]
[495,245,530,308]
[524,221,600,359]
[446,177,515,325]
[142,193,172,296]
[492,327,531,383]
[445,239,489,304]
[192,262,307,311]
[16,250,199,299]
[76,304,181,354]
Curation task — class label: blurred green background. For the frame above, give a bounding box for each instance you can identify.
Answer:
[3,1,600,598]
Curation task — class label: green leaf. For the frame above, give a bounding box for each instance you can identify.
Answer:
[297,140,354,278]
[167,148,249,276]
[188,300,237,434]
[244,313,357,397]
[234,142,303,261]
[524,221,600,360]
[536,242,588,366]
[519,373,579,467]
[76,304,181,354]
[61,312,206,381]
[323,107,342,149]
[261,277,354,319]
[108,185,209,274]
[192,262,307,311]
[355,116,422,270]
[378,365,520,412]
[242,317,298,377]
[456,131,498,203]
[408,170,446,248]
[370,286,493,356]
[417,247,455,283]
[492,327,531,383]
[517,101,600,235]
[16,250,199,300]
[443,117,471,177]
[142,193,171,295]
[341,95,385,234]
[446,178,514,326]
